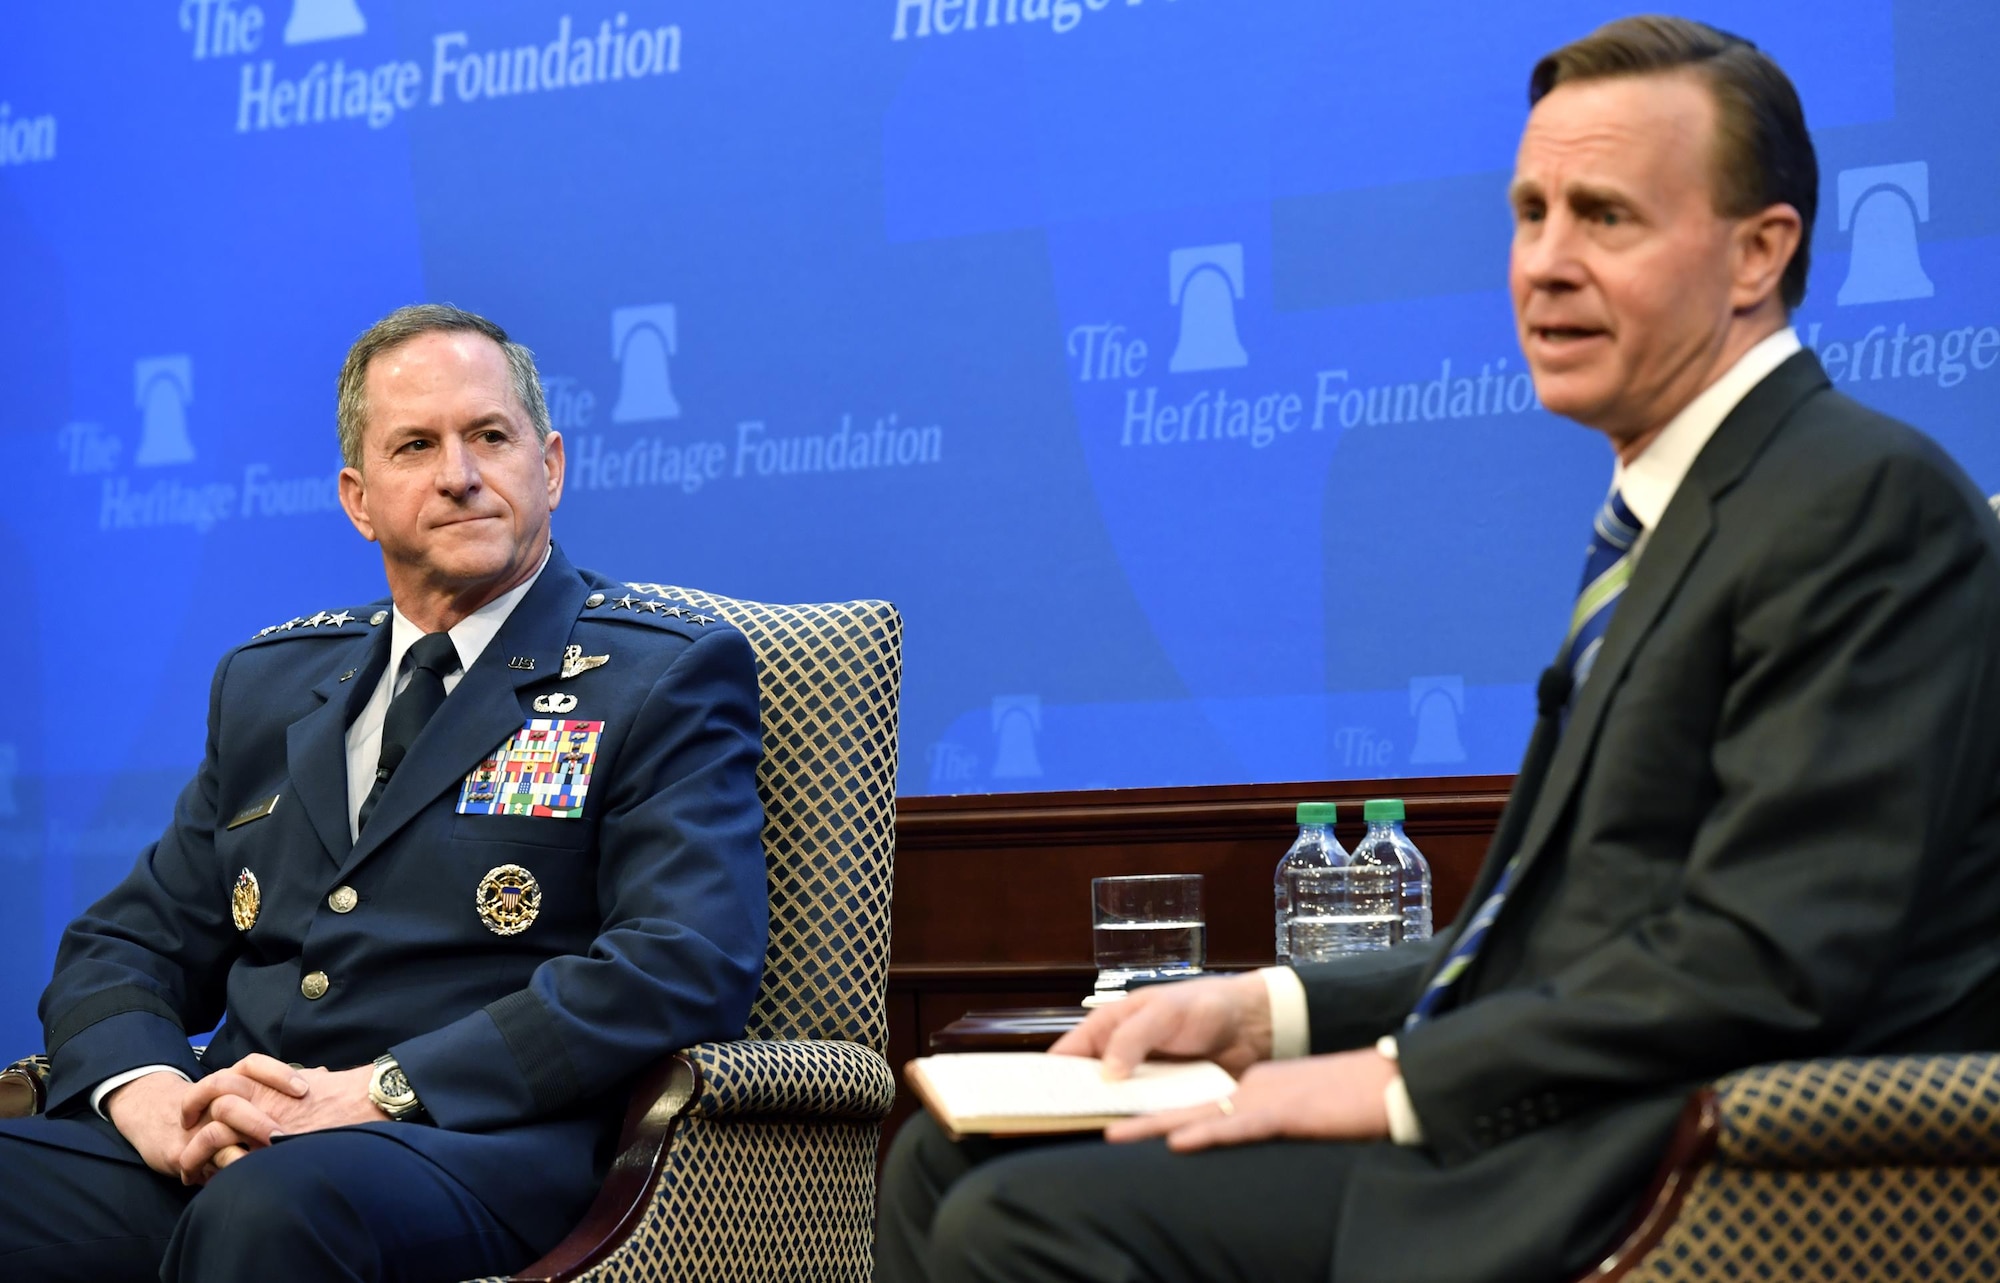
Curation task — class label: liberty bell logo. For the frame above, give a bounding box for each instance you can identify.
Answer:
[1836,162,1935,307]
[133,356,195,467]
[284,0,366,45]
[610,304,682,424]
[990,695,1044,780]
[1167,244,1249,374]
[1407,676,1467,766]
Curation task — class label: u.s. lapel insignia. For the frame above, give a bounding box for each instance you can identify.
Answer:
[532,692,579,714]
[508,655,536,671]
[232,868,261,932]
[476,864,542,936]
[560,644,609,679]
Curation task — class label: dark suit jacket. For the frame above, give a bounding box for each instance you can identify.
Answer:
[1300,352,2000,1283]
[28,544,768,1250]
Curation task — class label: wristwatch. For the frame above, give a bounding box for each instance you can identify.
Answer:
[368,1053,426,1122]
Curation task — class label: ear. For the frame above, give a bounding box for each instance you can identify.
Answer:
[338,465,378,543]
[542,431,566,513]
[1730,202,1804,313]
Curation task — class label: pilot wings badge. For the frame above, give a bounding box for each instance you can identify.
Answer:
[560,644,609,679]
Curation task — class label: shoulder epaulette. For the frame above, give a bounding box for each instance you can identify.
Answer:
[243,606,387,647]
[579,584,727,639]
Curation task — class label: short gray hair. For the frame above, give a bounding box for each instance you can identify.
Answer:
[336,303,552,469]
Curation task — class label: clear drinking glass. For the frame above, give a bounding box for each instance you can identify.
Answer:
[1285,865,1401,962]
[1091,874,1206,996]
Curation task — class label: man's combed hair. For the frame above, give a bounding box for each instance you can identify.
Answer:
[1530,15,1818,310]
[336,303,553,469]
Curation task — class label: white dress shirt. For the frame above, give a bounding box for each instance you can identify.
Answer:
[342,547,549,842]
[92,548,552,1117]
[1261,327,1803,1145]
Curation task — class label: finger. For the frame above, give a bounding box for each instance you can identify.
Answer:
[1099,996,1181,1079]
[180,1072,254,1130]
[213,1144,251,1170]
[207,1094,283,1147]
[1049,1002,1136,1059]
[1103,1100,1218,1143]
[230,1054,310,1098]
[1164,1107,1277,1153]
[179,1119,243,1182]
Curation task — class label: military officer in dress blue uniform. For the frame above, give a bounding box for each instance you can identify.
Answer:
[0,305,768,1283]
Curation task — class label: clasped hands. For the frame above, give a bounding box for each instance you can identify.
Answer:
[105,1054,389,1186]
[1046,971,1399,1152]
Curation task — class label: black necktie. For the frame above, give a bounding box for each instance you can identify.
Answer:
[358,631,461,833]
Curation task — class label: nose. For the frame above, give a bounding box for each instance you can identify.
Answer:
[433,435,481,499]
[1515,209,1587,298]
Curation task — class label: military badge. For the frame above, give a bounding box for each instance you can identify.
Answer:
[231,868,261,932]
[531,692,579,714]
[456,718,604,818]
[560,644,609,679]
[476,864,542,936]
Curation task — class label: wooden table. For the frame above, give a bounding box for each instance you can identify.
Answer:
[928,1006,1086,1052]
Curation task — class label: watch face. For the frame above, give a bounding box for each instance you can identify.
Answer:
[380,1066,413,1101]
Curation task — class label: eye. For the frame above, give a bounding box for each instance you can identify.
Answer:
[1597,208,1624,227]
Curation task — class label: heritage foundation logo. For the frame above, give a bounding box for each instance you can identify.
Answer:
[610,304,682,423]
[1836,162,1935,307]
[284,0,366,45]
[133,357,196,467]
[1168,243,1249,374]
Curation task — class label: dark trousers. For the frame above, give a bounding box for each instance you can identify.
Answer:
[873,1111,1363,1283]
[0,1116,535,1283]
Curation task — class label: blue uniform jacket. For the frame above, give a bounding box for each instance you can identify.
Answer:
[31,544,768,1248]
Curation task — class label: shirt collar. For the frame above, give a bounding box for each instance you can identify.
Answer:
[386,544,552,679]
[1613,326,1801,530]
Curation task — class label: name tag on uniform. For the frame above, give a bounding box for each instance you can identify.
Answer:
[457,719,604,819]
[226,794,280,830]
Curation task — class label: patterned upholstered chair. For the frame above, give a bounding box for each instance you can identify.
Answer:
[0,586,904,1283]
[1583,1055,2000,1281]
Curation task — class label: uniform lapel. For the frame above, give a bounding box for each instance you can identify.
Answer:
[286,626,390,867]
[1498,351,1833,890]
[338,549,589,874]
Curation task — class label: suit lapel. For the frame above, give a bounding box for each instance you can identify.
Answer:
[1499,350,1833,887]
[286,628,390,867]
[338,549,589,875]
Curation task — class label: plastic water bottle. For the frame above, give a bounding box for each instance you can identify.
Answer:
[1274,802,1345,963]
[1361,798,1432,943]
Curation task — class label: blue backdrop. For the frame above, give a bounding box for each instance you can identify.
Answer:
[2,0,1997,1054]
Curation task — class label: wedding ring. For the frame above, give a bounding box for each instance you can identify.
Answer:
[1216,1096,1236,1117]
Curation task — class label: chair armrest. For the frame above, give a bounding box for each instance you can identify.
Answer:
[683,1039,896,1122]
[1712,1053,2000,1168]
[0,1056,49,1119]
[509,1040,892,1282]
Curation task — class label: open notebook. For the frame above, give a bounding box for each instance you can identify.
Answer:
[906,1052,1236,1140]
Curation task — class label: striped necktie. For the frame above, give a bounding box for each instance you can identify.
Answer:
[1404,491,1644,1026]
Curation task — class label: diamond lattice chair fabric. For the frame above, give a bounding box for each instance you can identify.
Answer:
[0,586,904,1283]
[1580,1054,2000,1281]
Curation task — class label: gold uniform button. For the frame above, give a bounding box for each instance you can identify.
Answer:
[328,886,358,913]
[301,971,330,1000]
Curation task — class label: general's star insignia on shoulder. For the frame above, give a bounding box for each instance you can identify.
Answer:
[247,607,379,641]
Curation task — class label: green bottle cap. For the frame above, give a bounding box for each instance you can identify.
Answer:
[1295,802,1338,825]
[1363,798,1405,823]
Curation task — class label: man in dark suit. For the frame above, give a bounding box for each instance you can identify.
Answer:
[875,17,2000,1283]
[0,305,769,1282]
